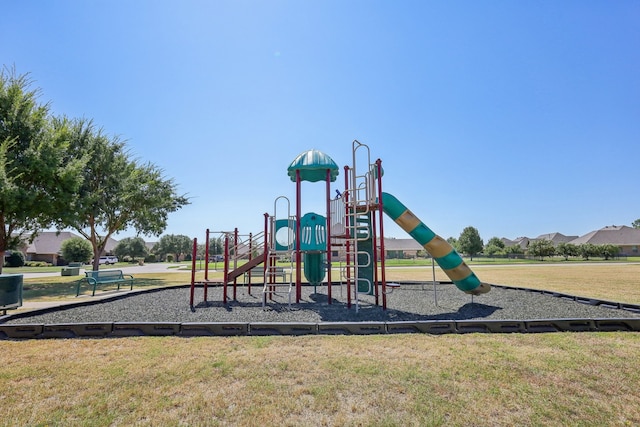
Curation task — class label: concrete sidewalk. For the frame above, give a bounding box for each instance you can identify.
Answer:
[20,262,186,279]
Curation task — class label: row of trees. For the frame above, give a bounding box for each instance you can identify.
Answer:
[527,240,621,261]
[58,234,225,265]
[0,66,189,272]
[447,226,624,261]
[113,234,222,263]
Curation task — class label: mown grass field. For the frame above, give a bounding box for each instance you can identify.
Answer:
[2,262,640,426]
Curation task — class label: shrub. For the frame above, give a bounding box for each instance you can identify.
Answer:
[25,261,51,267]
[61,238,93,264]
[5,251,25,267]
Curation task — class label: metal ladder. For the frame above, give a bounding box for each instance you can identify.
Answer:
[262,196,294,309]
[343,140,378,311]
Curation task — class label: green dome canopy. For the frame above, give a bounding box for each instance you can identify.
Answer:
[287,149,339,183]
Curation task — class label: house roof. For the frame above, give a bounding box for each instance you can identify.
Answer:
[503,226,640,248]
[25,231,81,254]
[569,225,640,246]
[502,236,530,249]
[24,231,119,254]
[382,238,423,251]
[534,232,579,244]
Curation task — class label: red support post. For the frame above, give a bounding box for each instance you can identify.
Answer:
[223,235,229,304]
[205,229,210,282]
[372,211,379,306]
[247,232,253,295]
[263,212,270,299]
[325,168,332,304]
[375,159,388,310]
[190,238,197,308]
[233,228,239,301]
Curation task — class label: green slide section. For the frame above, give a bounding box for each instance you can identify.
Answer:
[381,192,490,295]
[303,252,325,286]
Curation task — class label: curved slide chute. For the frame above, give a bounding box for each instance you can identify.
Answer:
[381,192,490,295]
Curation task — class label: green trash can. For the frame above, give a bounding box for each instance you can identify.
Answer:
[61,267,80,276]
[0,274,23,314]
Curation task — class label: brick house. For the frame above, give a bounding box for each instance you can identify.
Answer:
[568,225,640,256]
[17,231,118,265]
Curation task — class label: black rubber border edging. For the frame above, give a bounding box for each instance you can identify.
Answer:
[1,318,640,339]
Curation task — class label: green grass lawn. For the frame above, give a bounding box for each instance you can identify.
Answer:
[2,262,640,425]
[1,333,639,425]
[17,272,191,301]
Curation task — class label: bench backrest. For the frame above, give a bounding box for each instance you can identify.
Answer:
[249,266,285,273]
[85,270,124,280]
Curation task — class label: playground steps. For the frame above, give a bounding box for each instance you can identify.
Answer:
[261,251,294,309]
[261,275,293,309]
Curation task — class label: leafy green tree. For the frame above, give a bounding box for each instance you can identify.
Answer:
[556,242,578,261]
[486,237,505,249]
[0,67,85,273]
[153,234,193,262]
[484,244,506,256]
[528,239,556,260]
[195,236,224,260]
[114,237,149,261]
[446,237,459,252]
[506,245,524,256]
[209,236,223,257]
[457,226,483,261]
[600,244,620,260]
[60,237,93,263]
[632,219,640,229]
[5,251,25,267]
[578,243,598,260]
[484,236,506,257]
[58,122,189,270]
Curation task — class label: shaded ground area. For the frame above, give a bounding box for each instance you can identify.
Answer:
[3,282,639,325]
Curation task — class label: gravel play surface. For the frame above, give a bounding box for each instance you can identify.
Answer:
[4,282,640,325]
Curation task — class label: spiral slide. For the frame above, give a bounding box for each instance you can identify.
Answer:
[381,192,490,295]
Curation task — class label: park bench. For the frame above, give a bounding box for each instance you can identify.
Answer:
[243,266,291,284]
[76,270,134,296]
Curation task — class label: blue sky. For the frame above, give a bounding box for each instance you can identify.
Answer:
[2,1,639,243]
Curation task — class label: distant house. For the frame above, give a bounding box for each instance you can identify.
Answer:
[381,238,424,259]
[502,226,640,257]
[329,238,424,261]
[19,231,119,265]
[501,237,530,250]
[569,225,640,256]
[534,232,579,245]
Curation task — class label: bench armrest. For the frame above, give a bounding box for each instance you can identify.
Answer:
[76,277,96,296]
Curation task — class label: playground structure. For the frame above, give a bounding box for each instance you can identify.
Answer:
[190,140,490,311]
